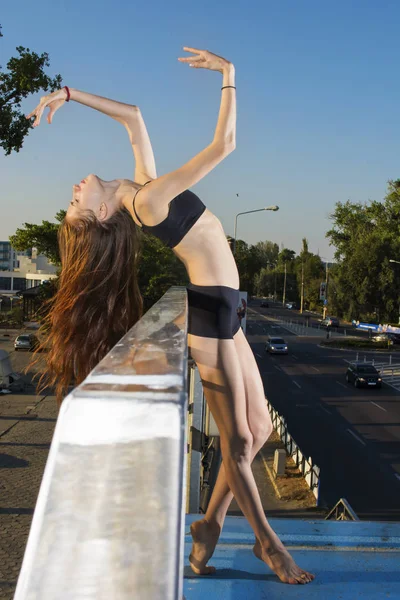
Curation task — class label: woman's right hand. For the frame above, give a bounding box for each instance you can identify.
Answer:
[26,88,68,127]
[178,47,233,73]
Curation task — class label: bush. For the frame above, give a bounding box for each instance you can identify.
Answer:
[0,306,24,328]
[321,338,392,351]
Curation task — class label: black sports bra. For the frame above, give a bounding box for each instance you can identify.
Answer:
[132,181,207,248]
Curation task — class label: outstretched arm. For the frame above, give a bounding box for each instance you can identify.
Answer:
[26,88,157,183]
[136,48,235,217]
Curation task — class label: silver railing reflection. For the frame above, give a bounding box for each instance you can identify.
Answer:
[14,286,189,600]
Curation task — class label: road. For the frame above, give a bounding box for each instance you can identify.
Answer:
[259,300,385,339]
[248,300,400,519]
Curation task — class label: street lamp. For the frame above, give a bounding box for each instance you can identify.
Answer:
[233,205,279,255]
[319,256,330,319]
[388,259,400,324]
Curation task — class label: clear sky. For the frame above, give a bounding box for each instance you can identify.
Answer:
[1,0,399,260]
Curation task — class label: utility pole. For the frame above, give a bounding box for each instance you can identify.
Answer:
[300,261,304,314]
[282,263,287,307]
[323,262,329,319]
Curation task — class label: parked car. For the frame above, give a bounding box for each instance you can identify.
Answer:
[387,333,400,345]
[14,334,39,352]
[286,302,296,309]
[345,363,382,389]
[321,316,340,327]
[260,301,269,308]
[372,333,394,345]
[265,337,288,354]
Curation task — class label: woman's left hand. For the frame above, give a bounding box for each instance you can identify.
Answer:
[26,88,68,127]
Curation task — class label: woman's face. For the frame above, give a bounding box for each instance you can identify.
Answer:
[66,174,121,221]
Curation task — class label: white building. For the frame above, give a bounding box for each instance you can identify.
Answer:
[0,243,58,294]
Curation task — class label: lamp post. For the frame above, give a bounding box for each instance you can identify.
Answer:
[233,205,279,255]
[282,263,287,307]
[389,259,400,324]
[319,257,330,319]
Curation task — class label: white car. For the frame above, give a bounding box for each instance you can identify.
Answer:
[265,337,288,354]
[14,334,39,351]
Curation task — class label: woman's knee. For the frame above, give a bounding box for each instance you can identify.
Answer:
[221,430,253,463]
[251,410,273,450]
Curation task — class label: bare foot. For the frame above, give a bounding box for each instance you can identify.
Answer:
[189,519,221,575]
[253,538,315,584]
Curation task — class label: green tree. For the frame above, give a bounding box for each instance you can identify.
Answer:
[326,180,400,322]
[0,24,62,155]
[295,239,324,311]
[9,210,65,265]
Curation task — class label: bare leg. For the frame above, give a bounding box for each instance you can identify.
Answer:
[189,444,261,575]
[190,327,272,574]
[188,330,314,584]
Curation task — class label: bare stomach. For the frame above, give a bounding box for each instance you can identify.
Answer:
[173,209,240,288]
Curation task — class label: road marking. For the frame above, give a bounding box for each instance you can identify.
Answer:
[273,365,281,372]
[320,406,331,415]
[256,353,262,358]
[336,381,348,390]
[347,429,366,446]
[370,401,387,412]
[292,380,301,389]
[311,366,320,373]
[395,474,400,482]
[292,354,298,360]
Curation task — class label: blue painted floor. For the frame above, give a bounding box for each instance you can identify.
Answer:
[184,515,400,599]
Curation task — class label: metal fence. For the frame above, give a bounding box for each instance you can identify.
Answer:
[266,399,321,501]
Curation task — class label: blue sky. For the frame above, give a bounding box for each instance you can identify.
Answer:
[1,0,399,261]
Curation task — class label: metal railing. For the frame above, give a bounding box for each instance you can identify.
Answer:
[325,498,359,521]
[14,286,190,600]
[266,399,320,501]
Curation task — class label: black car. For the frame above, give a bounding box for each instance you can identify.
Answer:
[387,333,400,345]
[345,363,382,389]
[260,301,269,308]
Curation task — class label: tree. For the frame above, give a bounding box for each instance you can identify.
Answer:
[0,24,62,155]
[9,210,66,265]
[326,180,400,322]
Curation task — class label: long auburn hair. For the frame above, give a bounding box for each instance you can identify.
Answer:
[35,207,143,406]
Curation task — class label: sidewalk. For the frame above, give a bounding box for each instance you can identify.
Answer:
[0,394,57,600]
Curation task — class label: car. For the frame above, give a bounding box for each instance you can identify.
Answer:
[321,316,340,327]
[345,363,382,389]
[14,334,39,352]
[260,301,269,308]
[387,333,400,345]
[286,302,296,309]
[265,337,288,354]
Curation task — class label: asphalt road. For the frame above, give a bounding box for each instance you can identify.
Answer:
[247,300,400,519]
[257,300,380,339]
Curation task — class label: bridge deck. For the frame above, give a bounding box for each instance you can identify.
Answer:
[183,515,400,599]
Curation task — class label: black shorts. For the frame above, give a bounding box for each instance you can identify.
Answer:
[186,284,241,339]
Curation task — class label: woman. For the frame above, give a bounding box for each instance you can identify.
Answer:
[26,47,314,585]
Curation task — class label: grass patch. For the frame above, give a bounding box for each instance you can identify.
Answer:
[321,338,393,351]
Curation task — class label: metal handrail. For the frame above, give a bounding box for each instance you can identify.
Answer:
[14,286,189,600]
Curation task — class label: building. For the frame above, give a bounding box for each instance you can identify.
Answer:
[0,243,58,294]
[0,241,32,272]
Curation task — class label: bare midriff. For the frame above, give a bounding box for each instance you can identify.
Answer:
[172,209,240,289]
